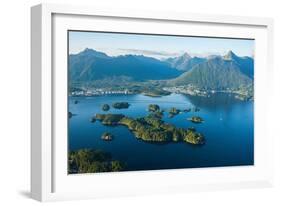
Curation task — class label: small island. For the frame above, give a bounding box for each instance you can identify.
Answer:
[143,89,171,97]
[112,102,130,109]
[148,104,160,112]
[168,107,181,118]
[95,113,125,125]
[101,104,110,111]
[148,104,164,119]
[101,132,113,141]
[188,116,204,123]
[74,100,79,104]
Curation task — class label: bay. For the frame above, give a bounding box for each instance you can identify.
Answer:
[68,93,254,171]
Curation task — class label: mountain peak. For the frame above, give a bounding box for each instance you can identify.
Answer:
[224,50,238,60]
[82,48,97,53]
[227,50,235,55]
[79,48,109,58]
[181,52,192,59]
[84,47,92,51]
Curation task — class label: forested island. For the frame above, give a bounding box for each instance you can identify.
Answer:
[94,104,205,145]
[112,102,130,109]
[168,107,181,118]
[142,89,171,97]
[101,104,110,111]
[68,149,124,174]
[188,116,204,123]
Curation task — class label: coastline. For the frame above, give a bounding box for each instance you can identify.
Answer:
[69,88,253,101]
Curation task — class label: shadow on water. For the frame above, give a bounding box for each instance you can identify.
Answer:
[184,93,247,111]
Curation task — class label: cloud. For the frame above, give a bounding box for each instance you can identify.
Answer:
[118,48,179,57]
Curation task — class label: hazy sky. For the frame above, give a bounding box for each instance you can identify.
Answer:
[69,31,254,59]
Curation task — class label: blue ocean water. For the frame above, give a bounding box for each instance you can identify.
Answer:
[68,93,254,171]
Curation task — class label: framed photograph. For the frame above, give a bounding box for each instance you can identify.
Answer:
[31,3,274,201]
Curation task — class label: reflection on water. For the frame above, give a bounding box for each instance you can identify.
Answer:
[184,93,243,111]
[68,93,254,171]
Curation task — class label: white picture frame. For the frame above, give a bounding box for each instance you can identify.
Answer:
[31,3,274,202]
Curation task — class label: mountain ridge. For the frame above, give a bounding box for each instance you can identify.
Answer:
[69,48,182,82]
[168,55,253,90]
[69,48,254,92]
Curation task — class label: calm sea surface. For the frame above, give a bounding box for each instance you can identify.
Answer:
[68,93,254,171]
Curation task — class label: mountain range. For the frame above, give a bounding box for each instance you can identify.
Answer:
[69,48,181,83]
[69,48,254,91]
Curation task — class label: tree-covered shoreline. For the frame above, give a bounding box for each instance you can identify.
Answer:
[68,100,212,174]
[93,103,205,145]
[68,149,125,174]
